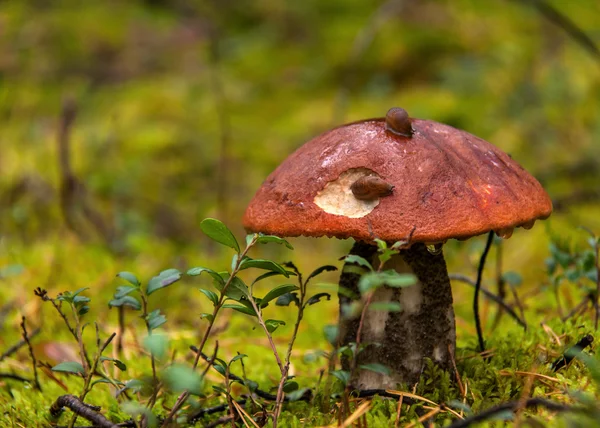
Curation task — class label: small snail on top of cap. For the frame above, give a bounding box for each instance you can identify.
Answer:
[385,107,413,138]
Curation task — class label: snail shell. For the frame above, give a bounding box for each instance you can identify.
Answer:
[350,176,394,201]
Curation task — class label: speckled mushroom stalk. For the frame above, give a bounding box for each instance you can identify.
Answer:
[243,107,552,390]
[339,241,455,388]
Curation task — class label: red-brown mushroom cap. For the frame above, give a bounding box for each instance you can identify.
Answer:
[244,109,552,243]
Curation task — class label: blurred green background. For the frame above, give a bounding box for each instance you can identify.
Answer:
[1,0,600,392]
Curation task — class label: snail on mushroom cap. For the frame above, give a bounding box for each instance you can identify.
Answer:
[244,107,552,388]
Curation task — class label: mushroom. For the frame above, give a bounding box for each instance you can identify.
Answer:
[243,108,552,389]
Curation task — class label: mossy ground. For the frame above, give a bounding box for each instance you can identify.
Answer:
[1,231,600,427]
[2,0,600,426]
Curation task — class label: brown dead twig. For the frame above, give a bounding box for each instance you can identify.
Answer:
[50,395,118,428]
[0,326,40,362]
[20,316,41,391]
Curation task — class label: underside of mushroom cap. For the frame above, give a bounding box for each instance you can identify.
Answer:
[243,115,552,243]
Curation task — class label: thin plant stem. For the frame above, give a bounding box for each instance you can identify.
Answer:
[162,235,258,427]
[140,293,159,411]
[474,232,494,353]
[449,274,526,329]
[273,269,308,424]
[20,317,41,391]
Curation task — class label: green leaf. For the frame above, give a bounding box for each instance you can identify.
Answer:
[359,363,391,376]
[307,265,338,282]
[199,289,219,306]
[146,309,167,330]
[303,350,326,363]
[287,387,310,401]
[117,272,140,287]
[255,234,293,250]
[261,284,299,308]
[245,379,258,392]
[305,293,331,306]
[71,287,89,298]
[224,276,250,300]
[251,270,291,286]
[323,324,339,346]
[114,285,138,299]
[446,400,473,415]
[331,370,350,386]
[143,334,169,360]
[121,401,158,427]
[222,303,257,317]
[240,258,289,276]
[378,248,399,265]
[358,271,416,293]
[199,313,214,322]
[502,271,522,287]
[91,378,122,388]
[276,292,300,307]
[124,379,145,392]
[230,354,247,363]
[212,385,227,394]
[52,361,85,375]
[200,218,240,252]
[283,380,298,392]
[368,302,402,312]
[99,356,127,371]
[73,295,90,304]
[163,364,203,395]
[374,239,387,252]
[342,255,373,271]
[147,269,181,295]
[109,296,141,310]
[265,319,286,333]
[187,267,225,286]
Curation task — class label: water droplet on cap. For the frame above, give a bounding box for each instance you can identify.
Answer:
[495,228,514,239]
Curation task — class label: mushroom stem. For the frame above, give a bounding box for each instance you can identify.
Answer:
[339,242,456,389]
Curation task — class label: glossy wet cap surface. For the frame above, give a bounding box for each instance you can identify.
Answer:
[244,112,552,243]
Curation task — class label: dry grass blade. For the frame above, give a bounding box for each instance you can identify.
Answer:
[332,400,371,428]
[405,406,441,428]
[541,323,562,346]
[385,390,439,407]
[498,370,562,384]
[231,399,259,428]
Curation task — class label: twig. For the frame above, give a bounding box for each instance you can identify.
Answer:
[551,334,594,372]
[474,232,495,352]
[54,423,135,428]
[446,397,584,428]
[50,395,118,428]
[206,415,236,428]
[0,373,30,382]
[561,294,593,322]
[449,344,465,397]
[20,316,41,391]
[34,288,92,368]
[0,327,40,362]
[515,0,600,62]
[449,274,526,328]
[116,306,125,355]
